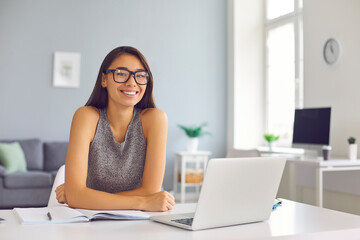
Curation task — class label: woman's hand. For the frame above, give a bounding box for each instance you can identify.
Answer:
[55,184,68,204]
[142,191,175,212]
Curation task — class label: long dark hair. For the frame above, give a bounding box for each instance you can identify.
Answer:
[85,46,156,109]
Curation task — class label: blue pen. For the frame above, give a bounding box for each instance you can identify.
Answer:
[272,199,282,210]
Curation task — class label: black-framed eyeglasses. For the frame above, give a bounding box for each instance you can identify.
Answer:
[103,68,149,85]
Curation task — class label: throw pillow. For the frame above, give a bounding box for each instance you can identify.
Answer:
[0,142,27,174]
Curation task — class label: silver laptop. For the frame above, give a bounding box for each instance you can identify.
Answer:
[150,157,286,231]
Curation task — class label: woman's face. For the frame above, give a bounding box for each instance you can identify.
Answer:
[102,53,147,108]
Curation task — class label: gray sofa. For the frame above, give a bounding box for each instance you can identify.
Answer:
[0,139,68,209]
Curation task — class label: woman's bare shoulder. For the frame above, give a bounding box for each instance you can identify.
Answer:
[140,108,167,138]
[70,106,101,142]
[73,106,100,122]
[140,108,167,124]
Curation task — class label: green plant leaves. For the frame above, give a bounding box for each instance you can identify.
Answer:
[348,137,356,144]
[177,123,212,138]
[264,133,280,142]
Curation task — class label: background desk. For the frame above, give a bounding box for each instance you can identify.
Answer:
[2,200,360,240]
[287,158,360,207]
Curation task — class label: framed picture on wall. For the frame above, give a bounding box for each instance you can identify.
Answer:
[53,51,81,88]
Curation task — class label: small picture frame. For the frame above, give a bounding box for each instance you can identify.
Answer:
[53,51,81,88]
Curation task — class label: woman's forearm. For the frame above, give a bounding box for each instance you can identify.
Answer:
[65,186,145,210]
[114,185,161,197]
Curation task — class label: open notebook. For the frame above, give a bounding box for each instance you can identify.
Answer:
[14,206,150,225]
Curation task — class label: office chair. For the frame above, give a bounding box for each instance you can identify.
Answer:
[47,165,66,207]
[226,148,261,158]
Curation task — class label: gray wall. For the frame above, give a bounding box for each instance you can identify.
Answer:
[0,0,227,190]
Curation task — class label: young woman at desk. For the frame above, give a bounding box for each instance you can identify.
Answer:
[55,46,175,212]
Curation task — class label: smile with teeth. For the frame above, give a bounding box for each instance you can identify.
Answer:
[120,90,138,96]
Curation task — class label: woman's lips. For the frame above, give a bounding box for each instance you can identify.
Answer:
[120,90,138,97]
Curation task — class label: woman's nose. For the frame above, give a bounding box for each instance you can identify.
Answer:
[126,74,137,86]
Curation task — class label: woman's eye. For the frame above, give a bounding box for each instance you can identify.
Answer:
[116,71,128,77]
[136,73,146,78]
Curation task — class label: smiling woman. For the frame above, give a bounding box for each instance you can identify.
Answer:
[54,46,175,212]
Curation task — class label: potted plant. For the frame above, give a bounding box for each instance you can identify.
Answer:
[348,137,357,160]
[264,133,280,151]
[178,123,211,152]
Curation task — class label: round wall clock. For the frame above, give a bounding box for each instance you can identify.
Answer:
[323,38,341,65]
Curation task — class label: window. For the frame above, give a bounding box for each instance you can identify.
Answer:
[265,0,303,146]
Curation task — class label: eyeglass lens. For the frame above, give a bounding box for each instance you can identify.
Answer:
[114,69,148,85]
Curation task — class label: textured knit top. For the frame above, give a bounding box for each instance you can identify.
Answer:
[86,108,146,193]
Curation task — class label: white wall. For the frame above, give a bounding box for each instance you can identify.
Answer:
[304,0,360,157]
[228,0,265,150]
[227,0,360,213]
[288,0,360,212]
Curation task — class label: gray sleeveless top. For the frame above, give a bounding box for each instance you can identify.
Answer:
[86,108,146,193]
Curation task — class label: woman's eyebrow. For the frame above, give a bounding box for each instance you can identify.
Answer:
[115,67,146,71]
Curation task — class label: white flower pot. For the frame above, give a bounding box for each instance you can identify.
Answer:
[268,141,275,152]
[187,138,199,152]
[348,144,358,160]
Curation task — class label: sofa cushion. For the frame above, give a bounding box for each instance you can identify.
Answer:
[44,142,68,171]
[0,165,7,176]
[0,139,43,170]
[4,171,52,188]
[0,142,27,174]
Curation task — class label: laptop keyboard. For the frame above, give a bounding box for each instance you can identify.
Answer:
[171,218,194,226]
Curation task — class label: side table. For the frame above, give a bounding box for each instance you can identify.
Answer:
[173,151,211,203]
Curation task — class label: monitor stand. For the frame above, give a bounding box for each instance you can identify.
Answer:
[292,143,323,158]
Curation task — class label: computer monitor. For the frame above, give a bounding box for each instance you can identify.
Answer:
[292,107,331,156]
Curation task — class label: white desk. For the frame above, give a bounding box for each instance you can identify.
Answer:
[287,158,360,207]
[2,200,360,240]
